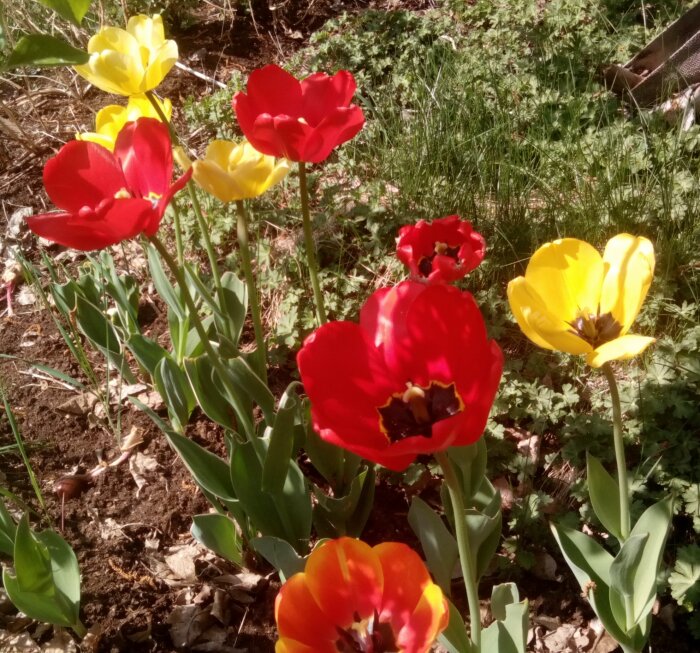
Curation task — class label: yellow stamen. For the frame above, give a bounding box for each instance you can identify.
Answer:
[402,384,430,424]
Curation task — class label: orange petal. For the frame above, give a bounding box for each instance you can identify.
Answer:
[395,584,449,653]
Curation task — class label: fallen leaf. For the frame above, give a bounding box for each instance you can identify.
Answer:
[0,630,40,653]
[164,544,201,582]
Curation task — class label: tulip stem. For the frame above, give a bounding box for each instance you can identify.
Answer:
[601,362,631,541]
[170,199,185,267]
[298,162,327,325]
[235,200,267,383]
[435,450,481,650]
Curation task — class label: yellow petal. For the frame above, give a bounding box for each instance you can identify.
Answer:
[524,238,605,322]
[599,234,655,335]
[126,94,172,122]
[86,26,140,57]
[586,334,656,368]
[75,131,115,150]
[75,49,144,96]
[127,14,166,49]
[507,276,593,355]
[192,159,239,203]
[143,40,178,92]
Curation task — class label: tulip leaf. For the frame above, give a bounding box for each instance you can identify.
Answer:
[36,0,92,25]
[610,533,648,600]
[447,440,487,502]
[587,453,623,542]
[437,599,476,653]
[4,34,88,70]
[183,356,237,430]
[491,582,520,621]
[251,536,306,582]
[303,400,346,488]
[262,383,301,494]
[0,499,16,557]
[481,585,529,653]
[154,356,195,433]
[312,467,375,538]
[226,357,275,426]
[147,244,186,320]
[217,271,248,346]
[126,334,167,377]
[408,496,458,596]
[191,514,242,566]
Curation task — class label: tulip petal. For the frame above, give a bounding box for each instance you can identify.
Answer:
[27,198,153,250]
[300,70,357,127]
[244,64,303,118]
[599,234,655,335]
[127,14,166,48]
[148,167,192,235]
[396,583,449,653]
[143,40,178,92]
[507,276,594,355]
[193,159,239,202]
[114,118,173,198]
[302,106,366,163]
[586,335,656,368]
[524,238,605,322]
[43,141,126,213]
[304,539,384,627]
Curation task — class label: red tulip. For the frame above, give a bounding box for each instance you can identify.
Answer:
[297,281,503,471]
[275,537,449,653]
[27,118,191,251]
[396,215,486,284]
[232,64,365,163]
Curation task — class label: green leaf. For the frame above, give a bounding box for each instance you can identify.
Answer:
[491,582,520,621]
[165,430,235,501]
[218,271,247,345]
[448,440,487,501]
[191,514,242,566]
[437,599,476,653]
[4,34,88,70]
[610,533,648,600]
[669,545,700,607]
[227,357,275,425]
[303,405,345,488]
[36,0,92,25]
[407,496,458,596]
[313,468,373,538]
[628,496,673,625]
[184,356,237,430]
[147,244,186,320]
[481,592,529,653]
[0,500,16,557]
[587,453,623,542]
[262,383,300,494]
[126,334,167,377]
[154,356,195,432]
[251,536,306,582]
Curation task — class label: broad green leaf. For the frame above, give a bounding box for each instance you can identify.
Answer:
[313,468,372,538]
[628,496,673,625]
[36,529,81,619]
[669,545,700,607]
[184,356,236,430]
[227,357,275,425]
[345,465,376,537]
[610,534,648,600]
[147,244,186,320]
[36,0,91,25]
[481,597,529,653]
[262,383,301,494]
[154,356,195,432]
[251,536,305,582]
[448,440,487,502]
[191,514,242,566]
[465,508,502,582]
[437,599,475,653]
[218,271,247,345]
[165,430,235,501]
[587,453,623,542]
[126,334,167,377]
[491,582,520,621]
[4,34,88,70]
[0,500,16,556]
[12,515,53,594]
[408,496,458,595]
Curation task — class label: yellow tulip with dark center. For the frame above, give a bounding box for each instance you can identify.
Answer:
[74,15,178,96]
[77,95,172,151]
[192,140,290,202]
[507,234,655,368]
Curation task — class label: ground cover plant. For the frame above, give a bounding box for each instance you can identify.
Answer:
[1,0,699,651]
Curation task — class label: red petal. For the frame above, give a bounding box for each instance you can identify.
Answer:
[114,118,173,199]
[300,70,357,127]
[147,166,193,236]
[301,106,365,163]
[242,64,303,118]
[43,141,125,213]
[27,198,153,250]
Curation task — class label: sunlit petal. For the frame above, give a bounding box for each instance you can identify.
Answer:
[586,335,656,368]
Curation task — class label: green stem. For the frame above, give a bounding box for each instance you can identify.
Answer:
[235,200,267,383]
[435,450,481,650]
[170,199,185,267]
[601,362,631,541]
[72,619,88,638]
[298,162,327,325]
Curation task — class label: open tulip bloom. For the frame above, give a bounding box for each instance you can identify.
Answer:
[298,280,503,471]
[232,64,365,163]
[507,234,655,368]
[27,118,191,251]
[275,537,449,653]
[397,215,486,283]
[192,139,290,202]
[74,14,178,96]
[77,94,172,152]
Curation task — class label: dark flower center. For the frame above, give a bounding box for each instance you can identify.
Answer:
[567,310,622,348]
[417,242,461,277]
[335,610,398,653]
[378,381,463,443]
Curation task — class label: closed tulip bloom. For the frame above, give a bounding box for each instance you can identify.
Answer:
[77,94,172,151]
[74,14,178,96]
[275,537,449,653]
[298,281,503,471]
[397,215,486,283]
[507,234,655,368]
[232,64,365,163]
[192,140,290,202]
[27,118,190,251]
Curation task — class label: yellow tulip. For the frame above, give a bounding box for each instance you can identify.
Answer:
[507,234,655,368]
[76,95,172,151]
[74,15,178,96]
[192,140,290,202]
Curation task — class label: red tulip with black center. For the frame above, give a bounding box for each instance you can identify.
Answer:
[297,281,503,471]
[396,215,486,284]
[232,64,365,163]
[27,117,191,251]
